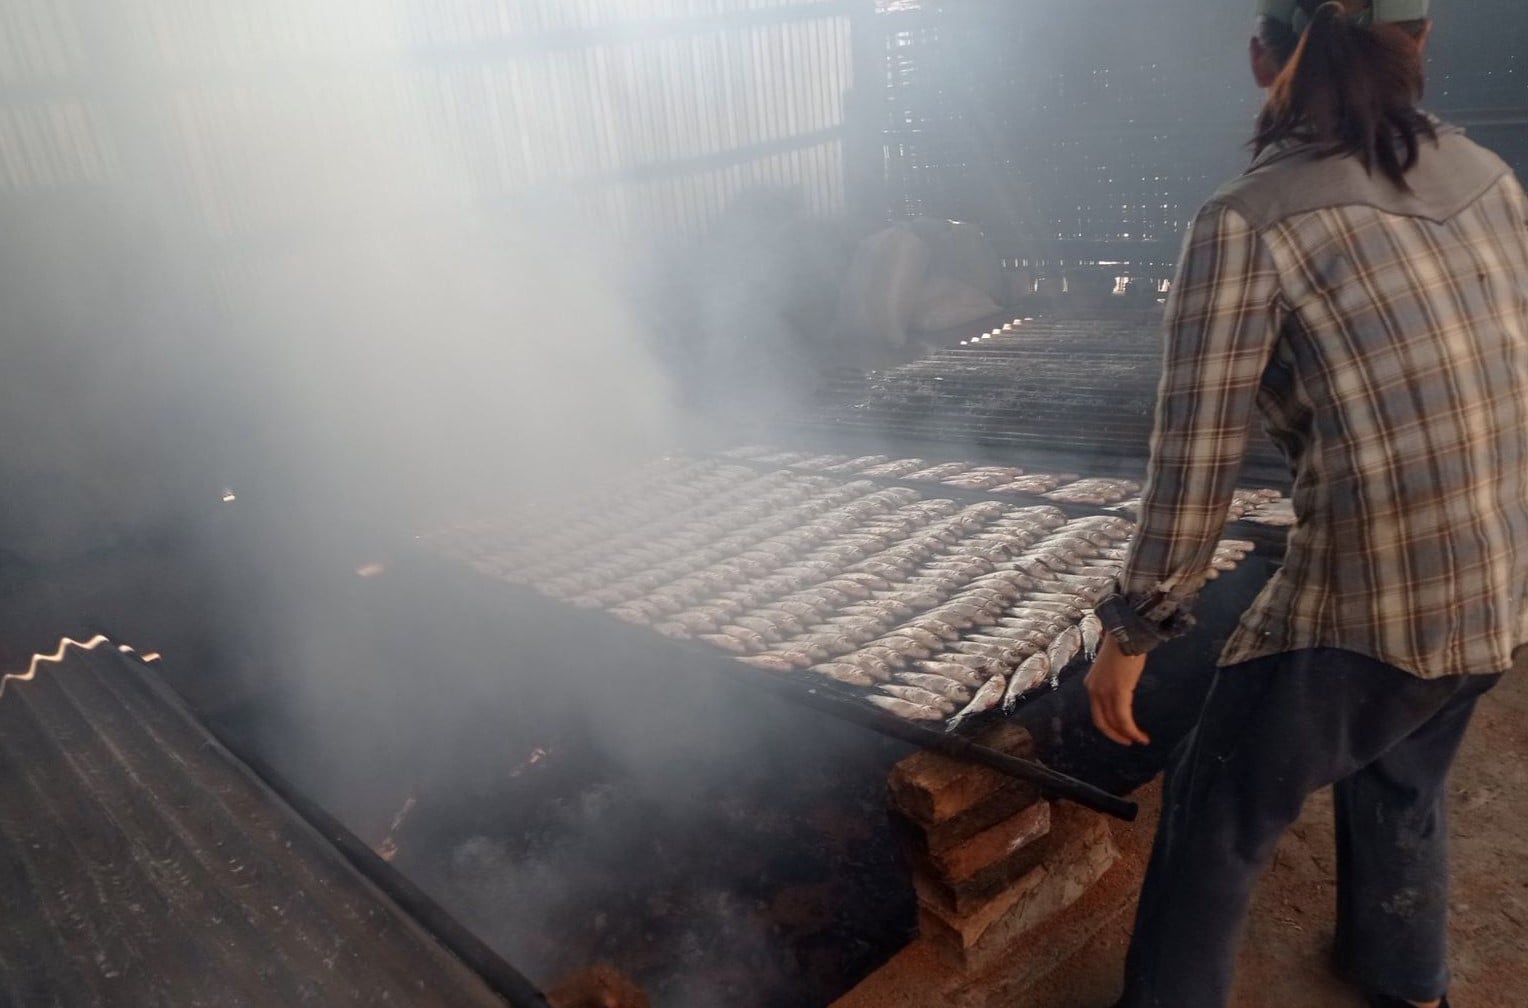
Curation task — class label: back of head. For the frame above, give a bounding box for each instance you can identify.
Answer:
[1253,0,1435,190]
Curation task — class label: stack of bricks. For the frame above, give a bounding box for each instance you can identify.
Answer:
[887,724,1121,972]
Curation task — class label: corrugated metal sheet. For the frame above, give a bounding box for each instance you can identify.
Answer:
[0,636,514,1008]
[0,0,855,239]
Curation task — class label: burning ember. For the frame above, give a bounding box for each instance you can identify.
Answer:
[510,746,551,779]
[376,795,418,863]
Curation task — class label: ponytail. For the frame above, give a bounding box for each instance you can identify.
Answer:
[1252,0,1434,190]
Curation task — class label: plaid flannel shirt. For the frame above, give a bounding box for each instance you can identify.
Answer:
[1106,124,1528,679]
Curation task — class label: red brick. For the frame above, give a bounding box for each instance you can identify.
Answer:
[923,800,1052,882]
[887,724,1037,824]
[896,781,1043,855]
[913,831,1052,917]
[918,804,1120,971]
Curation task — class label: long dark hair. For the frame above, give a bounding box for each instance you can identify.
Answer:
[1252,0,1434,189]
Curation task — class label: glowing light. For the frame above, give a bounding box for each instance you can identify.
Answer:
[356,562,386,578]
[116,643,163,664]
[375,795,417,863]
[221,489,237,503]
[510,746,551,778]
[3,636,111,700]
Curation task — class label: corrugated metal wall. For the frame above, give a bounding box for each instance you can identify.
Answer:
[0,0,857,243]
[874,0,1526,272]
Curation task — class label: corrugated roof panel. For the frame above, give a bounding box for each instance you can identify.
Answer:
[0,638,513,1008]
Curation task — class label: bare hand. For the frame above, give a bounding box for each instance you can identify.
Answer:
[1085,634,1151,746]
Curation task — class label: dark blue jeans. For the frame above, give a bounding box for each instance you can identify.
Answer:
[1119,648,1501,1007]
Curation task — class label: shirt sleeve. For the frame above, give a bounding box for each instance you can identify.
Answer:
[1100,201,1285,655]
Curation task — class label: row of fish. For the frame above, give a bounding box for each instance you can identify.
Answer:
[1112,486,1293,529]
[424,456,1258,732]
[723,445,1290,517]
[849,527,1258,728]
[429,463,908,599]
[718,447,1148,505]
[728,517,1253,728]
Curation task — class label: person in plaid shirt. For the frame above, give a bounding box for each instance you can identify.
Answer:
[1086,1,1528,1006]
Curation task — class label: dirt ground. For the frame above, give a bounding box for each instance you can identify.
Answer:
[837,664,1528,1008]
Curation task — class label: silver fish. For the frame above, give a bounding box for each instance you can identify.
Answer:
[815,621,882,646]
[948,674,1007,730]
[889,625,946,650]
[770,599,825,620]
[735,653,798,673]
[1003,652,1051,712]
[1080,611,1104,660]
[842,600,915,621]
[871,636,936,660]
[817,578,874,600]
[894,672,972,703]
[699,633,751,654]
[1012,556,1064,579]
[982,625,1056,644]
[836,653,896,682]
[905,618,963,642]
[825,614,890,630]
[967,542,1019,563]
[952,639,1033,664]
[924,603,986,628]
[912,661,986,689]
[879,684,958,714]
[815,663,880,688]
[1013,600,1084,622]
[924,558,996,576]
[971,571,1043,592]
[730,616,786,642]
[718,625,773,651]
[858,645,911,670]
[812,577,874,601]
[856,560,915,580]
[904,581,966,603]
[801,586,853,607]
[781,641,831,663]
[795,632,860,657]
[834,571,895,591]
[750,610,808,636]
[865,695,947,722]
[1046,625,1085,674]
[925,653,1006,675]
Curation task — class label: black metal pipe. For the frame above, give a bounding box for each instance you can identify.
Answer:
[418,558,1143,823]
[747,671,1140,820]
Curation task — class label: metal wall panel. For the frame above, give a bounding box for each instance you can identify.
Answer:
[0,1,856,241]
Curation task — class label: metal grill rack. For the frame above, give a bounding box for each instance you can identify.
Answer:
[784,316,1292,488]
[412,453,1287,818]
